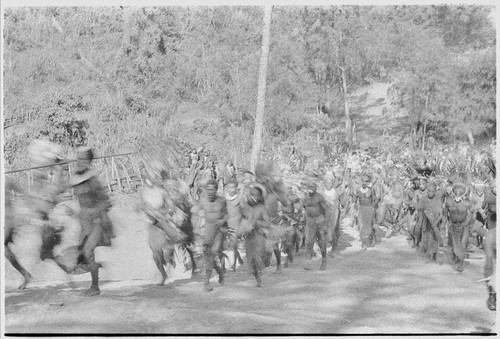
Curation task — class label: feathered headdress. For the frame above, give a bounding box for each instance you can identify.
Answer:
[28,139,63,166]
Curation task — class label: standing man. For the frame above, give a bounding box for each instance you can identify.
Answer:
[323,174,343,255]
[223,160,237,186]
[303,181,331,270]
[377,172,404,238]
[260,173,292,272]
[193,179,228,291]
[66,147,115,297]
[225,178,244,271]
[483,178,496,230]
[239,187,272,287]
[419,182,444,263]
[356,173,378,252]
[443,182,473,272]
[413,176,428,253]
[189,149,199,170]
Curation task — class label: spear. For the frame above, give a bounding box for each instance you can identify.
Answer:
[5,152,135,174]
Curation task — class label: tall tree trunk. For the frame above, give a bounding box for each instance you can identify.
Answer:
[411,126,416,150]
[339,65,352,145]
[250,6,272,172]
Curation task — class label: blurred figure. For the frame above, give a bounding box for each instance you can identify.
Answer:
[192,179,228,291]
[443,182,472,272]
[483,226,496,311]
[189,149,199,170]
[225,177,244,271]
[5,139,64,290]
[419,182,444,263]
[355,173,377,252]
[139,141,196,285]
[223,160,237,186]
[141,177,195,286]
[63,147,115,296]
[413,176,429,253]
[238,187,273,287]
[303,180,330,270]
[322,173,342,256]
[258,170,292,272]
[28,139,64,225]
[376,172,404,238]
[483,178,496,231]
[4,179,32,290]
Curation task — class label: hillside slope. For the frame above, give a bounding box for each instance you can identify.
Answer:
[348,81,407,147]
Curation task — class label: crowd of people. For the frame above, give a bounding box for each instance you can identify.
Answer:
[4,139,497,311]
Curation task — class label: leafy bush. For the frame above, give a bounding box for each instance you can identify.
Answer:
[30,90,90,147]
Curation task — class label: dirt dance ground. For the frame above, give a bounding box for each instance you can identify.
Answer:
[4,195,497,334]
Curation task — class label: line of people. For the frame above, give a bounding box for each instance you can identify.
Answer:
[5,140,114,296]
[5,140,496,312]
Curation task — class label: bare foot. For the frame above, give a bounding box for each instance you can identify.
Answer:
[82,286,100,297]
[18,274,32,290]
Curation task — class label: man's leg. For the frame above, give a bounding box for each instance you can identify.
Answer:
[152,251,168,286]
[252,259,262,287]
[81,244,101,297]
[232,241,242,271]
[305,220,316,259]
[319,226,328,270]
[186,247,198,274]
[81,223,102,297]
[5,244,32,290]
[213,263,225,285]
[209,236,225,289]
[274,248,282,272]
[203,245,215,291]
[283,229,294,267]
[450,225,465,272]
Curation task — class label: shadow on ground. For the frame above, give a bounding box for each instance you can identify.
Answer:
[5,229,496,334]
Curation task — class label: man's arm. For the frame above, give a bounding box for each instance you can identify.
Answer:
[318,195,332,219]
[424,208,443,243]
[220,198,229,224]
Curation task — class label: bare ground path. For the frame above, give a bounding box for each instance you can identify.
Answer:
[4,203,496,334]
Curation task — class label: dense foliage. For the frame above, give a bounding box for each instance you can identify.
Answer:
[3,5,496,172]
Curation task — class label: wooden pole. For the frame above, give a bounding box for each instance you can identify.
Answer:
[135,161,144,188]
[111,157,122,193]
[5,152,135,174]
[120,161,132,191]
[105,166,112,193]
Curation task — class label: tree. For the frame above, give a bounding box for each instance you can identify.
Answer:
[448,47,496,144]
[250,6,272,171]
[300,6,388,145]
